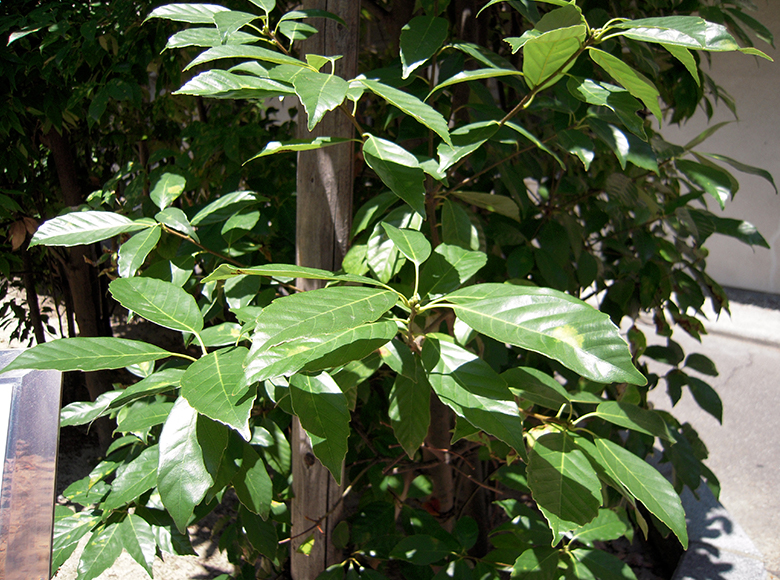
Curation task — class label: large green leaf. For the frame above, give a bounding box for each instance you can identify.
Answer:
[246,137,353,161]
[158,398,214,532]
[512,547,560,579]
[240,504,278,560]
[118,513,157,578]
[29,211,148,247]
[588,48,662,122]
[118,226,162,278]
[400,16,449,79]
[184,44,306,70]
[569,548,638,580]
[0,337,176,373]
[700,153,777,194]
[612,16,739,52]
[165,27,260,49]
[367,207,424,283]
[421,337,526,454]
[675,159,733,208]
[202,262,389,289]
[191,191,262,225]
[174,70,295,99]
[594,401,672,441]
[556,129,595,170]
[116,400,173,434]
[60,391,122,427]
[292,70,349,130]
[150,172,186,210]
[289,372,350,484]
[110,277,203,334]
[382,339,431,458]
[156,207,199,242]
[52,510,100,574]
[233,440,273,518]
[503,366,570,410]
[147,3,229,24]
[570,509,630,547]
[566,77,646,139]
[381,222,431,266]
[181,347,255,439]
[528,432,602,541]
[588,438,688,549]
[523,25,586,90]
[429,69,522,99]
[363,135,426,217]
[102,445,159,511]
[446,284,646,385]
[109,369,185,410]
[419,244,487,300]
[77,521,124,580]
[437,121,499,173]
[662,43,699,85]
[451,191,520,221]
[359,79,451,144]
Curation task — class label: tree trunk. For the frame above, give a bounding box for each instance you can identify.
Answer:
[291,1,360,577]
[20,247,46,345]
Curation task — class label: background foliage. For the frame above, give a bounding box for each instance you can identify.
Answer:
[1,0,776,579]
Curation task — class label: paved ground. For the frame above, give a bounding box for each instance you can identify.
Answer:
[645,290,780,578]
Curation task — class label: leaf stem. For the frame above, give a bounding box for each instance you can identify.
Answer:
[161,225,246,267]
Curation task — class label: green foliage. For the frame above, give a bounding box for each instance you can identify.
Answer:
[2,0,775,578]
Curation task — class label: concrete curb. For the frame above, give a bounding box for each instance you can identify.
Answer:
[674,483,768,580]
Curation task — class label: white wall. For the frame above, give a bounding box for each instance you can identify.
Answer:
[661,1,780,294]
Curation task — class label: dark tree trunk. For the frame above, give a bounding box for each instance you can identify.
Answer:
[291,1,360,577]
[20,247,46,345]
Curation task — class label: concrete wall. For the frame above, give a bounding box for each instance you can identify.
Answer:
[662,2,780,294]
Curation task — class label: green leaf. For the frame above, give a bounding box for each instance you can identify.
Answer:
[566,77,646,139]
[675,159,733,208]
[590,438,688,549]
[246,137,353,162]
[381,222,432,266]
[351,191,398,238]
[503,367,570,410]
[450,191,520,221]
[77,521,124,580]
[214,10,257,41]
[390,535,451,565]
[504,121,565,167]
[557,129,595,170]
[421,337,526,454]
[363,135,426,217]
[527,432,602,540]
[684,353,718,376]
[594,401,672,441]
[150,172,186,210]
[110,277,203,334]
[367,207,424,283]
[662,43,699,86]
[156,207,199,242]
[523,24,586,90]
[428,68,522,99]
[359,79,451,144]
[118,514,157,578]
[52,510,100,575]
[277,9,346,26]
[147,3,229,24]
[569,547,638,580]
[383,340,431,458]
[511,547,560,579]
[687,376,723,423]
[116,400,173,433]
[588,47,662,122]
[165,28,260,49]
[289,372,350,484]
[29,211,148,247]
[202,262,389,288]
[61,391,122,427]
[174,70,295,99]
[400,16,449,79]
[441,199,481,250]
[240,505,278,560]
[185,44,306,71]
[419,244,487,300]
[118,226,162,278]
[0,337,176,373]
[191,191,263,225]
[570,509,630,547]
[700,153,777,194]
[447,284,646,385]
[109,369,185,410]
[292,70,349,130]
[158,398,214,532]
[233,440,273,518]
[612,16,739,52]
[181,347,255,440]
[437,121,499,173]
[200,322,243,347]
[102,445,159,511]
[587,118,656,172]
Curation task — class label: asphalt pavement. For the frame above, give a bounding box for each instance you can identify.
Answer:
[644,288,780,579]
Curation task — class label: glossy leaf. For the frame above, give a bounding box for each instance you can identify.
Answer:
[158,398,214,532]
[293,70,349,130]
[0,337,176,373]
[528,432,602,540]
[701,153,777,194]
[147,3,229,24]
[60,391,122,427]
[359,79,451,144]
[441,199,480,250]
[676,159,733,208]
[190,191,261,225]
[613,16,739,52]
[381,222,431,266]
[512,547,560,579]
[118,226,162,278]
[367,207,423,282]
[503,366,570,410]
[400,16,449,79]
[52,510,100,574]
[110,277,203,333]
[421,337,526,454]
[419,244,487,299]
[166,27,259,49]
[594,401,672,441]
[570,548,638,580]
[174,70,295,99]
[109,369,185,410]
[233,440,272,517]
[662,43,699,85]
[588,48,662,121]
[450,191,520,221]
[181,347,255,439]
[566,77,646,139]
[390,535,451,565]
[289,372,350,483]
[156,207,199,242]
[687,376,723,423]
[246,137,353,161]
[591,438,688,549]
[150,172,186,210]
[240,504,278,559]
[203,262,388,288]
[429,68,522,99]
[557,129,595,170]
[437,121,499,173]
[29,211,148,247]
[570,509,630,547]
[363,135,426,217]
[116,400,173,433]
[185,44,306,71]
[446,284,646,385]
[118,513,157,578]
[102,445,159,510]
[523,25,586,90]
[77,521,124,580]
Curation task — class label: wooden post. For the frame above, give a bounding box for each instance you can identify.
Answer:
[291,1,360,577]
